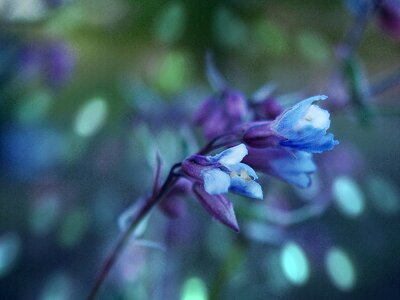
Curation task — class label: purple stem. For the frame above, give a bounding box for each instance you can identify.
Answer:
[86,133,240,299]
[86,163,181,300]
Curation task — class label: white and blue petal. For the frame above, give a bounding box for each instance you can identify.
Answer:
[229,177,263,200]
[274,95,328,136]
[203,169,231,195]
[208,143,248,165]
[271,95,339,153]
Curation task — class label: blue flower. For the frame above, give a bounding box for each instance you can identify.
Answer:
[244,147,316,188]
[182,144,263,200]
[272,95,339,153]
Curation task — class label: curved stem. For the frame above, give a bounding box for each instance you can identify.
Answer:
[370,69,400,97]
[86,163,181,300]
[338,1,377,59]
[86,132,240,299]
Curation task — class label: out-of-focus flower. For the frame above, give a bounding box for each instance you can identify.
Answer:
[18,40,75,88]
[182,144,263,199]
[43,41,75,87]
[0,125,64,180]
[195,89,247,140]
[377,0,400,39]
[244,148,316,188]
[195,54,248,140]
[258,98,284,120]
[249,82,284,120]
[243,95,339,153]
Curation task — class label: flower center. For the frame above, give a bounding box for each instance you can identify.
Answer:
[294,105,329,131]
[230,170,252,181]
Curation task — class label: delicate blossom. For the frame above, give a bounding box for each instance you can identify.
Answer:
[182,144,263,199]
[181,144,263,231]
[243,95,339,153]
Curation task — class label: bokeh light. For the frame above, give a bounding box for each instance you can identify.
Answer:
[325,247,356,291]
[181,277,208,300]
[280,242,310,286]
[333,176,365,218]
[74,97,108,137]
[0,233,21,278]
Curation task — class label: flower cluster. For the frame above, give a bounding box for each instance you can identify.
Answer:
[180,60,338,231]
[120,58,339,233]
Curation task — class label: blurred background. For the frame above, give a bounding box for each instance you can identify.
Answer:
[1,0,400,299]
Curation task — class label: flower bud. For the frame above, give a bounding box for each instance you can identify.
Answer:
[193,183,239,232]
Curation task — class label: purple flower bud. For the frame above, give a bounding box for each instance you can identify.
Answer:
[225,89,247,120]
[193,183,239,232]
[195,89,248,140]
[260,98,284,120]
[242,121,282,148]
[377,0,400,39]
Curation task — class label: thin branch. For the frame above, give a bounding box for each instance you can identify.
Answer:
[369,69,400,97]
[86,163,180,300]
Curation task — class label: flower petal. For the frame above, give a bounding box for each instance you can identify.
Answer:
[229,177,263,200]
[274,95,328,137]
[244,147,316,188]
[193,183,239,232]
[203,169,230,195]
[209,143,248,165]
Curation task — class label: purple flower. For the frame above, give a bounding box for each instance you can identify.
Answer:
[182,144,263,199]
[243,95,339,153]
[244,147,316,188]
[18,40,75,88]
[195,90,247,140]
[182,144,263,231]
